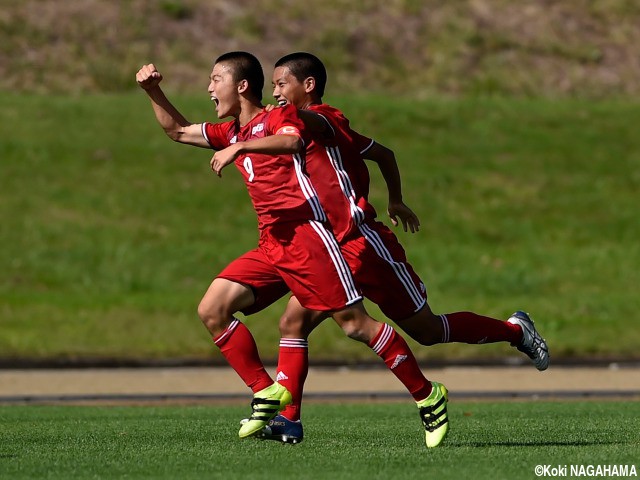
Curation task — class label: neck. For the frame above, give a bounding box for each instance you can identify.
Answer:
[301,99,320,110]
[237,98,264,127]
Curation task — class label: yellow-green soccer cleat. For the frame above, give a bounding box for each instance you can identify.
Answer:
[238,382,292,439]
[416,381,449,448]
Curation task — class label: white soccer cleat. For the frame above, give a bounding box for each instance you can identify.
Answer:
[508,310,549,371]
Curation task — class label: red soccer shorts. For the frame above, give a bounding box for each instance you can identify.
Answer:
[216,249,290,315]
[340,220,427,321]
[218,220,362,314]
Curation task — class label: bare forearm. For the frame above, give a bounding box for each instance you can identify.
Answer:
[366,142,403,202]
[145,86,192,139]
[235,134,302,155]
[379,161,403,202]
[210,134,303,176]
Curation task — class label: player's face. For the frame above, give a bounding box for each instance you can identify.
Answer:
[208,63,240,119]
[272,66,308,109]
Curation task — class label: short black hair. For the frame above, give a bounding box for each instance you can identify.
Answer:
[215,51,264,101]
[275,52,327,98]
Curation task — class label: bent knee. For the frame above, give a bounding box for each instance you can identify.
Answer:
[340,322,363,340]
[396,313,443,346]
[279,313,305,337]
[336,317,376,343]
[197,298,232,333]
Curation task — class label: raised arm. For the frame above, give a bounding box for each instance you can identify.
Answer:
[364,142,421,233]
[136,64,209,148]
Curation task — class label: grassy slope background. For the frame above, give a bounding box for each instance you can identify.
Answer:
[3,0,640,98]
[2,93,638,362]
[1,1,639,363]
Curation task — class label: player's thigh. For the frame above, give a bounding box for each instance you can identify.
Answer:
[198,277,255,318]
[280,296,329,338]
[200,249,287,317]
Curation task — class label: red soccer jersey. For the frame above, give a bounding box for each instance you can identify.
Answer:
[304,103,378,242]
[202,104,327,229]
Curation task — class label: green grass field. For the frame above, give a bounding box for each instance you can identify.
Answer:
[1,401,638,479]
[1,92,639,362]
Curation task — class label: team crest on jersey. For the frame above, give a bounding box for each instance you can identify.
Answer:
[251,123,264,135]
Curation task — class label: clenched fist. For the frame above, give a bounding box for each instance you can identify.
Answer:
[136,63,163,90]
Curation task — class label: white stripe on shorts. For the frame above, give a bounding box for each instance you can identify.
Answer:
[308,220,362,306]
[358,223,425,311]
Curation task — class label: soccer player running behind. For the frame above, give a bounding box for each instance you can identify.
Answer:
[137,51,449,448]
[243,52,549,444]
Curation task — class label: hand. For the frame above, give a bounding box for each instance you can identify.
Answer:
[136,63,163,90]
[388,201,420,233]
[264,103,276,112]
[210,144,242,177]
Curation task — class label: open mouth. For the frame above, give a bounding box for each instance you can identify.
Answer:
[211,95,219,106]
[277,99,288,107]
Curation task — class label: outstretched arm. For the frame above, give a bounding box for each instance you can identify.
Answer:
[365,142,421,233]
[136,64,209,148]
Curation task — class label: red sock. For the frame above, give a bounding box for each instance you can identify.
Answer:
[275,338,308,421]
[212,319,273,393]
[440,312,522,345]
[369,324,432,401]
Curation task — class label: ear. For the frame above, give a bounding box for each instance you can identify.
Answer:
[237,79,249,94]
[303,76,315,94]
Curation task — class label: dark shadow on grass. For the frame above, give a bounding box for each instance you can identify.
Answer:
[448,440,625,447]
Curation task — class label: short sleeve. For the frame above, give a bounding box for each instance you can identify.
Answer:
[202,122,231,150]
[266,104,309,146]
